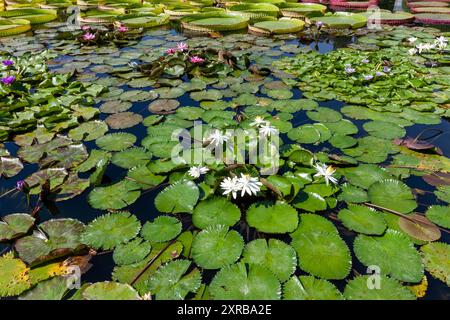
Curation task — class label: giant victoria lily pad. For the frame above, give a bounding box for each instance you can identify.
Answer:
[249,18,305,35]
[311,12,367,29]
[181,12,249,32]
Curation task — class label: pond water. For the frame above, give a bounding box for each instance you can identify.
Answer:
[1,2,450,301]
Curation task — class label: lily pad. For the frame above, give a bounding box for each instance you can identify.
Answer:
[0,213,35,242]
[209,262,281,300]
[291,231,351,280]
[0,252,31,297]
[363,121,406,140]
[425,205,450,229]
[154,180,199,214]
[242,239,297,282]
[192,197,241,229]
[148,99,180,114]
[113,238,152,266]
[15,219,86,266]
[141,216,182,243]
[354,230,424,282]
[338,204,387,235]
[367,179,417,214]
[83,282,140,300]
[344,275,416,300]
[246,201,299,234]
[0,156,23,178]
[147,259,201,300]
[96,133,136,151]
[283,275,344,300]
[81,212,141,250]
[421,242,450,286]
[88,180,141,210]
[68,121,108,141]
[191,225,244,270]
[111,148,152,169]
[105,112,143,129]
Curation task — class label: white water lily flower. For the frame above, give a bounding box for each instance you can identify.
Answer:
[425,43,436,50]
[220,176,241,199]
[236,173,262,197]
[408,48,418,56]
[250,116,268,127]
[313,163,338,185]
[408,37,418,44]
[205,130,230,148]
[259,124,278,138]
[416,43,428,54]
[435,36,448,50]
[141,292,152,300]
[188,166,209,179]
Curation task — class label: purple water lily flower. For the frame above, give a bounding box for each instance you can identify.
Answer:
[316,21,324,28]
[361,59,369,64]
[375,71,383,76]
[345,66,355,74]
[383,66,391,73]
[2,60,14,67]
[363,75,373,81]
[16,180,25,191]
[1,75,15,86]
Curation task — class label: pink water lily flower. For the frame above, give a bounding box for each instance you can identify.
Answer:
[81,25,90,31]
[83,33,96,41]
[166,48,177,55]
[1,75,15,86]
[189,56,205,64]
[117,25,128,33]
[177,42,188,52]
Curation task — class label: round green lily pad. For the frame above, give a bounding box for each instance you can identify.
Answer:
[81,212,141,250]
[338,204,387,235]
[141,216,182,243]
[191,225,244,270]
[209,262,281,300]
[242,239,297,282]
[344,275,416,300]
[354,230,424,283]
[113,238,152,266]
[192,197,241,229]
[96,133,136,152]
[246,201,299,234]
[283,275,344,300]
